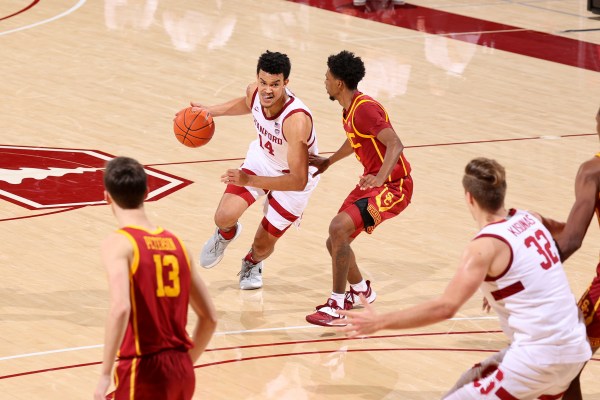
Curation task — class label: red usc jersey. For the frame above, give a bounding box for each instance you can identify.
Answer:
[342,92,411,181]
[117,226,193,358]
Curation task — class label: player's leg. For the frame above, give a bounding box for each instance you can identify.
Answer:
[442,348,507,399]
[325,236,359,286]
[305,209,361,326]
[444,349,585,400]
[200,181,262,269]
[238,191,300,290]
[238,222,281,290]
[338,198,378,307]
[562,370,583,400]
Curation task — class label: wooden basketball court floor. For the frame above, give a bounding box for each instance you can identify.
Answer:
[1,0,599,398]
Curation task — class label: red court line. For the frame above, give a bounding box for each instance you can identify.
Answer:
[2,330,597,379]
[0,330,501,379]
[205,329,503,352]
[0,0,40,21]
[287,1,600,72]
[0,206,85,222]
[196,350,600,369]
[196,347,502,368]
[146,133,596,168]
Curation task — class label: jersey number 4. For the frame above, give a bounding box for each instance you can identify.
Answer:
[524,229,560,270]
[258,135,275,156]
[153,254,181,297]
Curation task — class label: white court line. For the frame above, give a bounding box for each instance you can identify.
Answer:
[0,316,498,362]
[0,0,87,36]
[0,344,103,361]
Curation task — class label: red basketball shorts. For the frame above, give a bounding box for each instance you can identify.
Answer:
[339,175,413,238]
[111,350,195,400]
[578,261,600,348]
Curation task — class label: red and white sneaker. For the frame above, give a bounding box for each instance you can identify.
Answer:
[344,280,377,308]
[305,298,352,327]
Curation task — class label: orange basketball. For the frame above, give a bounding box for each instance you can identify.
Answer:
[173,107,215,148]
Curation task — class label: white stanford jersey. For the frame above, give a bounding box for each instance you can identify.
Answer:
[476,209,590,364]
[249,88,318,173]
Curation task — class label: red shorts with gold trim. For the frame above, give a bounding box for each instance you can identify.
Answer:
[578,261,600,348]
[339,175,413,238]
[110,349,195,400]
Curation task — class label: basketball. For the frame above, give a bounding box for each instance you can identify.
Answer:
[173,107,215,148]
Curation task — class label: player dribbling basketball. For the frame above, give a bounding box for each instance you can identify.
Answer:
[190,50,320,291]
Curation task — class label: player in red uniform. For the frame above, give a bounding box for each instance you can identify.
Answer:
[306,50,413,326]
[537,107,600,399]
[94,157,217,400]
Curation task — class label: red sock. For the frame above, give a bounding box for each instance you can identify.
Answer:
[219,225,237,240]
[244,250,259,265]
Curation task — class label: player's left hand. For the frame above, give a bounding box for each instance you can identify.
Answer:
[221,169,249,186]
[337,295,380,337]
[94,375,111,400]
[358,174,383,190]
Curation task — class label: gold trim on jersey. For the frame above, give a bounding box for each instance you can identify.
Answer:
[173,236,192,272]
[117,229,142,356]
[129,357,138,400]
[123,225,164,235]
[344,93,410,181]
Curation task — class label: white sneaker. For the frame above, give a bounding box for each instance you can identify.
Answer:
[353,0,366,5]
[199,222,242,269]
[238,259,263,290]
[344,280,377,307]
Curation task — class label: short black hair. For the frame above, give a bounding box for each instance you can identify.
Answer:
[103,156,147,209]
[257,50,291,80]
[327,50,365,90]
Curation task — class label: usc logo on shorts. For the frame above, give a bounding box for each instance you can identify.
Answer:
[375,187,403,212]
[382,192,394,207]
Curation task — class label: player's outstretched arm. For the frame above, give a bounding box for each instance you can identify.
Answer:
[189,82,256,117]
[555,158,600,261]
[309,140,354,177]
[339,239,492,337]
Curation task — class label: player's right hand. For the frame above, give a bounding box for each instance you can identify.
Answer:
[190,101,204,109]
[189,102,211,116]
[309,155,331,177]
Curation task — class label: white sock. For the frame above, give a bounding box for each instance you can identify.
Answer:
[350,280,368,293]
[330,292,345,307]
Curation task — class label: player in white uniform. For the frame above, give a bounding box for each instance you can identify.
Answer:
[184,50,319,290]
[338,157,591,399]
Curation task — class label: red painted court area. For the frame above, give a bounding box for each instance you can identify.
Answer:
[289,0,600,72]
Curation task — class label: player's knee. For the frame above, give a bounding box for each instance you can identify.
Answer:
[214,209,237,228]
[328,220,351,243]
[326,237,333,254]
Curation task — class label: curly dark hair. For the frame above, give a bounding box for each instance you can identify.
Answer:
[327,50,365,90]
[256,51,291,80]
